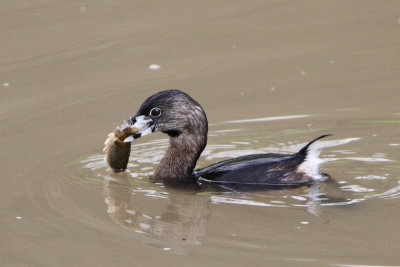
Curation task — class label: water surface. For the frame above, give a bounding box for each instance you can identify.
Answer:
[1,1,400,266]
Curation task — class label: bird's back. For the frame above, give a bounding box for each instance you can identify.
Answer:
[194,152,313,187]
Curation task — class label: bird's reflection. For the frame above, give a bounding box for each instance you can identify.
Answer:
[103,173,210,245]
[102,171,357,248]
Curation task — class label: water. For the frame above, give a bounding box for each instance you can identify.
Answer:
[1,1,400,266]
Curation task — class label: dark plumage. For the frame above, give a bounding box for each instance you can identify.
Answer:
[195,135,330,187]
[107,89,330,188]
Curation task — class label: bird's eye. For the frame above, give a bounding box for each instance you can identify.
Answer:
[150,107,161,117]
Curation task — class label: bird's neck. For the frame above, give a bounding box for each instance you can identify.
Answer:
[155,132,207,183]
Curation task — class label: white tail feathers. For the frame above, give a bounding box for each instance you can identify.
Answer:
[297,136,360,181]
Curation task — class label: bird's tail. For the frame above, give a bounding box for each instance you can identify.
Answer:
[297,134,332,181]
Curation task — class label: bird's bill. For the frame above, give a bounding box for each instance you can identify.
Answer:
[120,115,154,143]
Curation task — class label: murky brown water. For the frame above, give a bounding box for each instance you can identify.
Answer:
[1,1,400,266]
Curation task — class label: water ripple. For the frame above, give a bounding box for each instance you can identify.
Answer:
[76,129,400,224]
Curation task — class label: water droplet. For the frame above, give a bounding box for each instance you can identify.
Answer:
[3,82,9,87]
[301,71,306,75]
[15,216,22,220]
[270,87,276,91]
[163,248,171,251]
[301,221,309,225]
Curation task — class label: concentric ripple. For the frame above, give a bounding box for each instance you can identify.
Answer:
[72,121,400,241]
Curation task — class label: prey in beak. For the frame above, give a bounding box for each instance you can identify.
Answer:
[104,115,154,172]
[120,115,155,143]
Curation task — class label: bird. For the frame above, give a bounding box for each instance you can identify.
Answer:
[105,89,330,188]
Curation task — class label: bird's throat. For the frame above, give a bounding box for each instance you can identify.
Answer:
[155,134,206,182]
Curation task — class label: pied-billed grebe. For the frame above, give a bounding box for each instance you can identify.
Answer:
[105,90,330,187]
